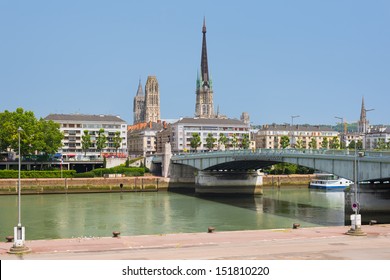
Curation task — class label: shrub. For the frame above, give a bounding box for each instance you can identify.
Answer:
[0,170,76,178]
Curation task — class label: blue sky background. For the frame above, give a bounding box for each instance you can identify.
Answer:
[1,0,389,126]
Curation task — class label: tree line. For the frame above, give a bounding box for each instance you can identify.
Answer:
[190,132,250,151]
[0,108,63,159]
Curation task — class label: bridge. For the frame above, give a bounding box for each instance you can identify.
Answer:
[169,149,390,183]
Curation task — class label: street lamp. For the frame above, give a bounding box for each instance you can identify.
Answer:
[290,115,300,148]
[346,148,366,236]
[9,127,30,253]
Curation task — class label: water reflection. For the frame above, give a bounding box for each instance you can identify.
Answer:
[1,185,388,241]
[198,187,345,227]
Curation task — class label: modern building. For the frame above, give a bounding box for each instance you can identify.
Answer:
[255,124,339,149]
[133,76,161,124]
[195,18,214,118]
[45,114,128,160]
[167,117,250,153]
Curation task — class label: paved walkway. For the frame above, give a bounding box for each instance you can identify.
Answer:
[1,225,390,260]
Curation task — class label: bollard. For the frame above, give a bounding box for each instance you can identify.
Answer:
[207,227,215,233]
[5,236,14,242]
[112,231,120,238]
[292,223,300,229]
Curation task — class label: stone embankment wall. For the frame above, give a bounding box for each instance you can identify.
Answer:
[263,174,316,187]
[0,177,170,195]
[0,175,315,195]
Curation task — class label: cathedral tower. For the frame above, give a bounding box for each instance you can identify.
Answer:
[133,79,145,124]
[358,96,369,134]
[195,18,214,118]
[144,76,160,123]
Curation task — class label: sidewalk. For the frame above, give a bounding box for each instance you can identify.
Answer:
[1,224,390,260]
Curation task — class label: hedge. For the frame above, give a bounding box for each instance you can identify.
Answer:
[0,167,146,179]
[0,170,76,179]
[92,166,145,177]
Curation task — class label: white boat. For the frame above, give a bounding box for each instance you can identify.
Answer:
[309,174,353,190]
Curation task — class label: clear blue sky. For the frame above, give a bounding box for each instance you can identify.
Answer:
[1,0,389,126]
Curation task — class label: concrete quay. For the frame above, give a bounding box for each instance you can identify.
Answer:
[1,224,390,260]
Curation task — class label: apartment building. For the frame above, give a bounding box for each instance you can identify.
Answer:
[255,124,339,149]
[45,114,127,160]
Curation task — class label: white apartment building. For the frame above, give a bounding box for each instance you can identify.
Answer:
[45,114,128,160]
[255,124,339,149]
[365,126,390,150]
[169,117,250,153]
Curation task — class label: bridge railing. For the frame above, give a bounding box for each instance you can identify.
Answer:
[171,149,390,160]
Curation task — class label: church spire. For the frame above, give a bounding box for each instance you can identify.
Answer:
[201,17,209,86]
[136,79,143,96]
[358,96,368,134]
[360,96,366,121]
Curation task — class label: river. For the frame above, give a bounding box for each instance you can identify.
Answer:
[0,186,350,240]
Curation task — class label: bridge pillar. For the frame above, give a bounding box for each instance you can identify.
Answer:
[162,143,172,178]
[195,170,263,195]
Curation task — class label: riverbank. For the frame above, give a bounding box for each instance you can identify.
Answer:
[0,176,169,194]
[0,174,314,195]
[1,224,390,260]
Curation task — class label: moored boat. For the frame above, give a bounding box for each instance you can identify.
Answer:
[309,174,353,190]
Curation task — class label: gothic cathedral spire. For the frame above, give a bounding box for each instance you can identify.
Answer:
[133,79,145,124]
[195,17,214,118]
[358,96,368,134]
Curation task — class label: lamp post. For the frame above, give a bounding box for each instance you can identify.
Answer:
[346,147,366,236]
[290,115,300,148]
[9,127,30,253]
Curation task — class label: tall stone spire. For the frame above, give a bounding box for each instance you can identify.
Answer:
[201,17,209,86]
[133,79,145,124]
[358,96,368,133]
[195,17,214,118]
[136,79,143,96]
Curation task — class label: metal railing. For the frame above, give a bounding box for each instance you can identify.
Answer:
[171,148,390,160]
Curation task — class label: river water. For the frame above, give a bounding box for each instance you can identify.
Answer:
[0,186,349,240]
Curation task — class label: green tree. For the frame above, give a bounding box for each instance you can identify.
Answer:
[96,128,107,158]
[329,136,340,149]
[10,108,39,155]
[280,135,290,149]
[205,133,216,151]
[37,119,63,155]
[190,132,202,152]
[0,108,63,157]
[295,138,304,149]
[309,138,317,149]
[321,137,329,149]
[113,131,122,156]
[231,133,238,150]
[218,133,228,150]
[81,130,92,156]
[0,110,16,153]
[241,133,250,149]
[375,139,385,150]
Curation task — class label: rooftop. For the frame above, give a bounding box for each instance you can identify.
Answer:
[175,117,247,126]
[260,123,337,132]
[45,114,126,123]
